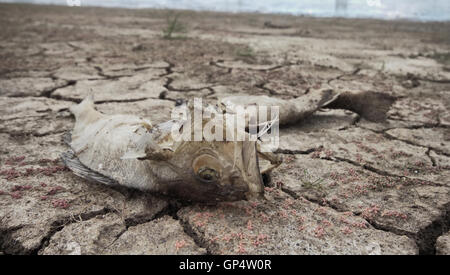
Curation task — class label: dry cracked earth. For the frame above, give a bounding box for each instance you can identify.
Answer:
[0,3,449,255]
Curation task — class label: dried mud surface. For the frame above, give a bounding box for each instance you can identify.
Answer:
[0,3,449,255]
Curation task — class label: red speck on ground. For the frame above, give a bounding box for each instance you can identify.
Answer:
[361,204,380,220]
[40,165,67,176]
[260,213,269,222]
[11,185,32,192]
[253,233,268,247]
[210,236,219,244]
[315,207,328,216]
[247,220,253,230]
[298,216,306,223]
[310,150,321,159]
[232,232,245,240]
[52,199,70,209]
[5,156,25,165]
[47,186,63,195]
[175,240,186,251]
[237,242,247,254]
[23,168,35,176]
[381,210,408,220]
[222,234,232,242]
[352,221,368,229]
[1,168,21,180]
[341,226,353,234]
[283,198,294,209]
[38,158,57,164]
[279,210,288,219]
[313,226,325,238]
[10,191,22,199]
[195,221,205,227]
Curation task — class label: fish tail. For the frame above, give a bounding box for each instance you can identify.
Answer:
[61,150,118,186]
[323,91,396,122]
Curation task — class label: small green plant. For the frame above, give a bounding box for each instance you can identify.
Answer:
[300,170,325,192]
[427,51,450,66]
[379,60,386,72]
[235,46,257,63]
[162,13,187,40]
[236,46,255,58]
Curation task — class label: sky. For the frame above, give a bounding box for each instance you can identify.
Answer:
[1,0,449,21]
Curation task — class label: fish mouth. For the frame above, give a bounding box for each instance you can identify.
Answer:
[241,141,264,199]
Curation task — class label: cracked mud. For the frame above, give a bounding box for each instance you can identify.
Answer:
[0,4,449,255]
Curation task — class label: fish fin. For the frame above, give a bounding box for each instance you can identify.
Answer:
[121,150,147,160]
[257,147,282,174]
[120,131,153,160]
[69,95,104,128]
[61,150,118,186]
[121,148,174,161]
[121,130,175,161]
[317,89,341,107]
[69,95,94,117]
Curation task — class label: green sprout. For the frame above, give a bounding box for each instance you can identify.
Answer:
[234,46,257,63]
[162,13,187,40]
[428,51,450,66]
[300,170,325,192]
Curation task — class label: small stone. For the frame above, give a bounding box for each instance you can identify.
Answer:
[436,231,450,255]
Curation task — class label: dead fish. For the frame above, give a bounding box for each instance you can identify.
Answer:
[219,89,396,126]
[62,96,278,202]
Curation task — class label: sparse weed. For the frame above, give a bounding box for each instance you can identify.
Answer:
[379,60,386,72]
[427,51,450,66]
[300,170,325,192]
[162,13,187,40]
[235,46,257,63]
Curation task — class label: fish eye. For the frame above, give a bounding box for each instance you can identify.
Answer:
[192,154,222,183]
[197,167,219,182]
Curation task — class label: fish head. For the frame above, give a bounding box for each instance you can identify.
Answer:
[147,102,279,202]
[160,139,264,203]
